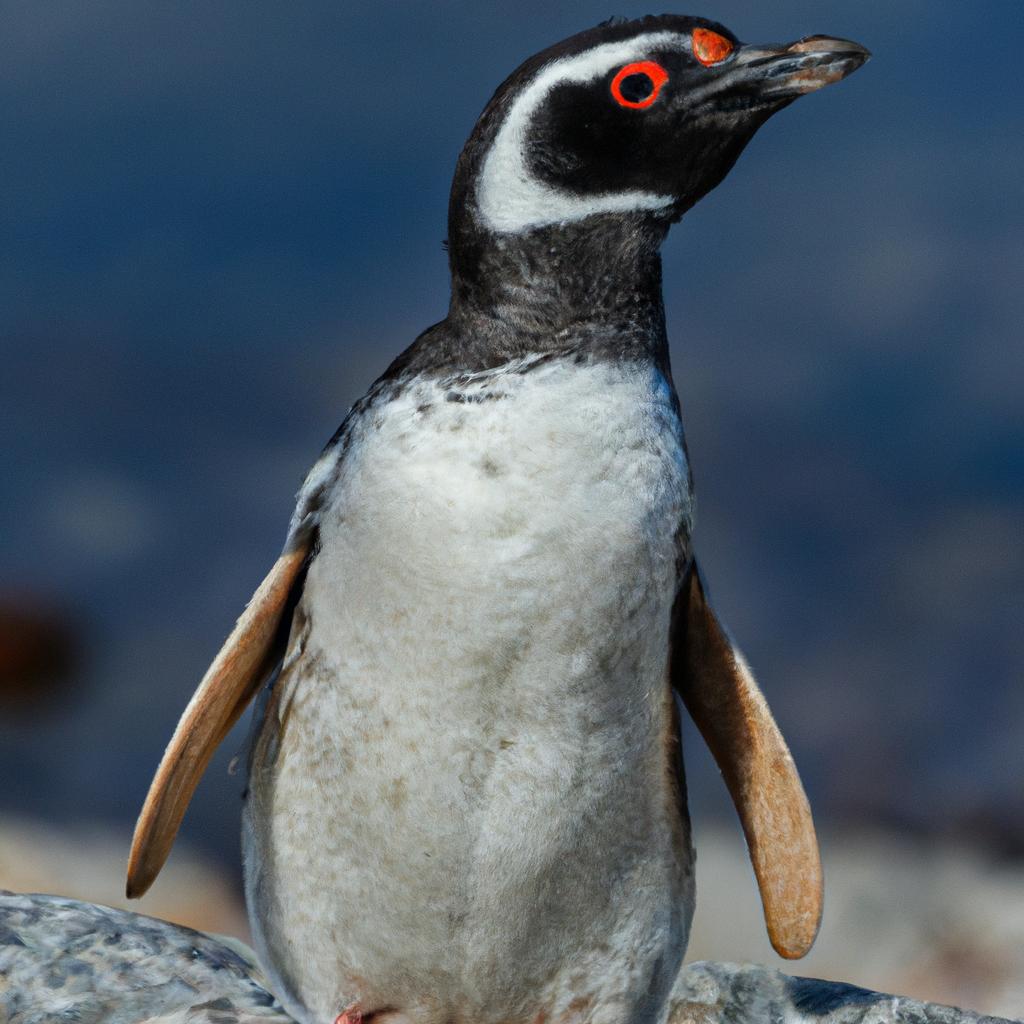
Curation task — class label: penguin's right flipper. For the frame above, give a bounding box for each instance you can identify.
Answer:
[125,534,313,899]
[672,559,823,960]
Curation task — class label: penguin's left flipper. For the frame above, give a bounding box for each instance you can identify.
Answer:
[125,534,313,899]
[672,560,823,960]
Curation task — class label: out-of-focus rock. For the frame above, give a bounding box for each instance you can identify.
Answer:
[687,825,1024,1018]
[1,892,1015,1024]
[0,818,248,939]
[0,595,77,711]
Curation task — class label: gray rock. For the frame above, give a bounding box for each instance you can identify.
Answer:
[669,961,1019,1024]
[0,891,290,1024]
[0,892,1017,1024]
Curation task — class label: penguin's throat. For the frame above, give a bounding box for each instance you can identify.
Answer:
[447,214,669,341]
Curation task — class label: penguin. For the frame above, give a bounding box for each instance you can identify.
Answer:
[126,16,868,1024]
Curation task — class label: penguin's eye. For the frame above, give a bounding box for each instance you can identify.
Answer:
[610,61,669,109]
[692,28,734,66]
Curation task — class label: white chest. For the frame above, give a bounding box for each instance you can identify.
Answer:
[319,356,691,616]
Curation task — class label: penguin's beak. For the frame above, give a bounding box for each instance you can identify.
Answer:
[755,36,870,95]
[689,35,870,113]
[731,35,871,99]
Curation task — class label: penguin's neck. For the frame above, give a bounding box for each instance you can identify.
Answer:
[446,213,671,364]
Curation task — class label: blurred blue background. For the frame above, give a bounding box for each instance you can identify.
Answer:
[1,0,1021,881]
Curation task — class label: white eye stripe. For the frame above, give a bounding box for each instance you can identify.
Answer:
[477,32,686,235]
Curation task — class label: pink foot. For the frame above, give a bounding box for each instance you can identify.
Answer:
[335,1006,363,1024]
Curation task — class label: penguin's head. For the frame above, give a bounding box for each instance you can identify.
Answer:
[451,15,868,243]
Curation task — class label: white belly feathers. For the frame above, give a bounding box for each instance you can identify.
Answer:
[243,355,694,1024]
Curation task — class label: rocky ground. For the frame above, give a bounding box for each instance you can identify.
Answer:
[1,818,1021,1020]
[0,892,1014,1024]
[686,826,1024,1017]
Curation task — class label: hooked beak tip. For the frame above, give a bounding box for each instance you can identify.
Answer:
[788,35,871,62]
[779,35,871,92]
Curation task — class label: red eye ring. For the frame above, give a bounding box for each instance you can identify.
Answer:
[692,27,734,66]
[610,61,669,109]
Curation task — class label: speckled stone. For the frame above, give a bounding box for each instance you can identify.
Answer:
[1,892,1017,1024]
[0,891,290,1024]
[668,961,1019,1024]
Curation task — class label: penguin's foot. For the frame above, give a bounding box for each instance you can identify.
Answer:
[335,1005,406,1024]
